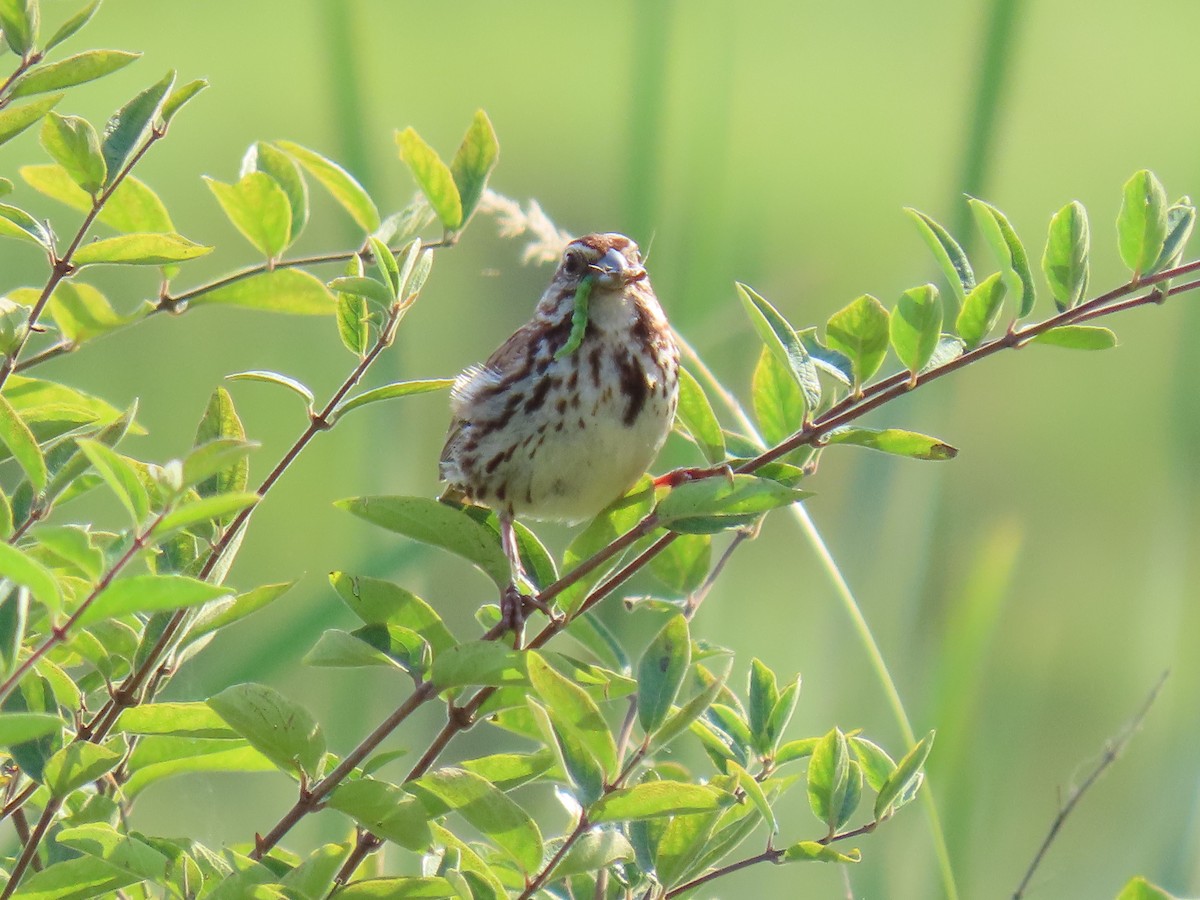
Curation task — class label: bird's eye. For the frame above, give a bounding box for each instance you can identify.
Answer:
[563,251,584,276]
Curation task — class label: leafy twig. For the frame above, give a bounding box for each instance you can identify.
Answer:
[1012,671,1169,900]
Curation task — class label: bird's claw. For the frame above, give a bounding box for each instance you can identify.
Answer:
[654,463,734,489]
[500,584,562,638]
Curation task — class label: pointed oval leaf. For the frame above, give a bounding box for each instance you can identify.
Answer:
[409,767,543,872]
[527,697,604,806]
[0,711,61,746]
[1152,198,1195,274]
[44,740,122,797]
[675,367,725,464]
[807,727,850,833]
[1042,200,1090,310]
[955,271,1007,349]
[0,94,63,148]
[204,171,293,258]
[77,438,149,522]
[727,758,777,833]
[226,369,314,411]
[637,613,690,735]
[450,109,499,227]
[656,475,809,533]
[78,574,229,627]
[188,268,335,315]
[781,841,861,863]
[331,379,454,422]
[554,828,634,879]
[45,0,100,51]
[825,294,890,388]
[12,49,140,98]
[824,427,957,460]
[160,78,207,125]
[336,291,370,357]
[903,207,974,314]
[591,781,732,823]
[182,580,296,645]
[368,235,400,297]
[396,127,462,230]
[338,877,456,899]
[276,139,380,232]
[48,281,143,343]
[737,283,819,413]
[152,492,259,539]
[56,823,172,883]
[207,682,325,780]
[527,650,617,777]
[337,495,509,588]
[748,657,779,754]
[648,532,710,597]
[40,112,106,194]
[0,0,38,53]
[969,197,1036,318]
[752,345,804,446]
[0,201,51,247]
[193,387,247,497]
[1117,169,1168,276]
[850,736,896,792]
[329,572,457,654]
[0,392,47,489]
[72,232,211,266]
[102,71,175,181]
[1032,325,1117,350]
[431,642,526,690]
[327,275,394,309]
[874,729,934,820]
[244,141,308,241]
[21,162,173,232]
[890,283,942,375]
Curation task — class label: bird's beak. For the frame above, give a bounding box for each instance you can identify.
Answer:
[591,248,647,289]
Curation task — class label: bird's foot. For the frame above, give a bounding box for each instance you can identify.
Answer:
[653,463,734,489]
[500,584,562,638]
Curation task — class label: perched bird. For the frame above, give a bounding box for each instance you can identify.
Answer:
[440,233,679,628]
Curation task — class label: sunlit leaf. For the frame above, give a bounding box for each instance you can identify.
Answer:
[591,781,733,822]
[825,294,890,388]
[904,207,974,315]
[102,70,174,181]
[187,268,335,315]
[1042,200,1090,310]
[889,283,942,376]
[396,127,462,230]
[204,171,292,258]
[44,740,122,797]
[331,379,453,422]
[243,140,308,242]
[527,651,617,776]
[0,94,62,148]
[0,201,51,247]
[449,109,499,227]
[656,475,809,533]
[675,367,725,464]
[752,345,804,446]
[78,574,229,626]
[781,841,861,863]
[72,232,211,266]
[0,392,47,489]
[326,778,433,852]
[40,112,105,194]
[638,614,691,735]
[45,0,100,52]
[277,139,380,232]
[969,197,1036,319]
[329,572,457,654]
[807,727,850,833]
[737,283,819,413]
[824,426,957,460]
[955,271,1007,350]
[12,49,140,98]
[208,682,325,781]
[1117,169,1168,276]
[78,438,149,522]
[1031,325,1117,350]
[873,730,934,820]
[226,369,314,411]
[21,162,173,232]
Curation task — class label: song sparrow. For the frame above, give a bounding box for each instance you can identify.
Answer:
[440,233,679,628]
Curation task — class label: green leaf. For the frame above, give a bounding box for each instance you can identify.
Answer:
[767,674,801,750]
[0,392,47,489]
[244,141,308,242]
[656,475,809,534]
[0,0,38,53]
[648,664,730,754]
[727,758,777,833]
[0,176,11,196]
[737,283,819,413]
[0,94,62,148]
[0,711,61,746]
[115,701,236,737]
[874,730,934,819]
[527,651,617,777]
[12,49,140,98]
[559,477,655,613]
[21,163,172,232]
[40,112,105,194]
[45,0,100,52]
[153,492,259,538]
[637,614,691,735]
[328,274,394,309]
[338,877,457,899]
[77,439,149,522]
[460,749,554,792]
[368,235,400,298]
[328,572,457,655]
[194,387,248,497]
[550,828,634,878]
[396,126,462,230]
[850,736,896,791]
[0,200,50,246]
[78,574,229,626]
[9,854,141,898]
[675,367,725,464]
[280,843,351,898]
[207,682,325,781]
[1116,876,1178,900]
[183,579,295,644]
[449,109,499,227]
[752,345,804,446]
[326,778,433,852]
[904,207,974,315]
[1152,197,1196,274]
[102,70,175,181]
[890,284,942,376]
[824,427,958,460]
[276,139,380,232]
[188,268,335,315]
[807,728,850,834]
[648,532,710,597]
[332,379,454,422]
[73,232,211,266]
[159,77,207,125]
[44,740,123,797]
[180,438,257,493]
[431,642,526,690]
[48,281,142,343]
[969,196,1036,319]
[825,294,890,389]
[226,369,314,411]
[1117,169,1168,276]
[748,658,778,755]
[56,823,171,882]
[1042,200,1090,309]
[781,841,861,863]
[303,626,423,672]
[336,291,370,357]
[1032,325,1117,350]
[591,781,732,823]
[527,697,604,806]
[204,171,293,258]
[955,271,1007,349]
[338,495,510,588]
[409,767,543,872]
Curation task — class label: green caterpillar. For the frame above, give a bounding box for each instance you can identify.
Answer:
[554,273,594,360]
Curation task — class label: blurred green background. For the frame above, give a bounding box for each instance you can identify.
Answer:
[5,0,1200,896]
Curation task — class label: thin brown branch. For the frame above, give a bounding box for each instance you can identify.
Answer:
[1012,671,1169,900]
[0,797,58,900]
[0,52,42,108]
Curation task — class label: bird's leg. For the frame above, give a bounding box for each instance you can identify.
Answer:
[498,510,528,638]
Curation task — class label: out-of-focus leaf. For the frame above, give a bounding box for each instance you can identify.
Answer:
[396,127,462,230]
[204,171,293,258]
[591,781,733,822]
[0,711,60,746]
[277,139,380,232]
[77,438,149,522]
[40,112,106,194]
[675,367,725,463]
[874,730,934,820]
[327,778,433,852]
[648,532,710,597]
[0,392,47,489]
[183,580,295,644]
[331,379,453,422]
[1117,169,1168,276]
[72,232,211,266]
[781,841,861,863]
[226,369,314,411]
[1116,876,1179,900]
[0,201,51,246]
[115,702,236,738]
[825,294,890,388]
[449,109,499,227]
[1032,325,1117,350]
[187,268,335,314]
[21,162,173,232]
[0,0,37,55]
[12,49,140,98]
[243,141,308,242]
[955,271,1007,349]
[554,828,635,878]
[78,574,230,626]
[338,877,457,899]
[48,281,144,343]
[9,854,140,897]
[1042,200,1090,309]
[889,283,942,375]
[431,642,526,690]
[152,492,259,538]
[44,740,122,797]
[207,682,325,781]
[45,0,101,52]
[102,70,175,181]
[0,94,62,148]
[57,822,176,884]
[748,657,779,755]
[824,427,957,460]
